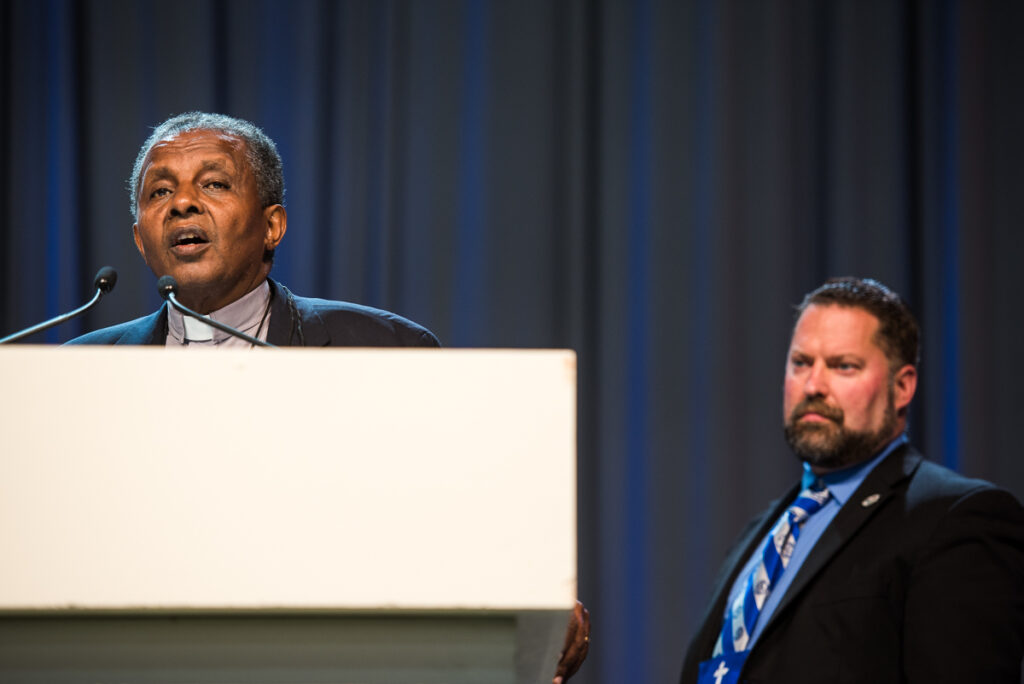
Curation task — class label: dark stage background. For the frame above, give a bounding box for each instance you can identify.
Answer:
[2,1,1023,682]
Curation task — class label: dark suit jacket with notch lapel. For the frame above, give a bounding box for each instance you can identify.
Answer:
[65,279,440,348]
[680,443,1024,684]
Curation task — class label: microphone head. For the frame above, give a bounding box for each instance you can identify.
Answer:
[156,275,178,300]
[94,266,117,293]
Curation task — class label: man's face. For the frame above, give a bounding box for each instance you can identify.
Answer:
[133,129,286,313]
[782,304,916,473]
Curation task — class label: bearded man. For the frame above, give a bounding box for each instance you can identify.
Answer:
[680,277,1024,684]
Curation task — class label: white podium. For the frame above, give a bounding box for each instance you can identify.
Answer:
[0,347,577,684]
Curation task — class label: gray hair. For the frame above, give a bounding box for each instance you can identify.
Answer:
[128,112,285,220]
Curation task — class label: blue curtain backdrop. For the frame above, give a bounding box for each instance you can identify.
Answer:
[2,1,1023,682]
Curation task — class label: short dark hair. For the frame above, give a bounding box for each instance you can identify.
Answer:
[796,277,920,370]
[128,111,285,220]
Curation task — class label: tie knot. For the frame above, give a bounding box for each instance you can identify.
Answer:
[789,485,831,523]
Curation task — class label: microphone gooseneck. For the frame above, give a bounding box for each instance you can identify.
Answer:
[0,266,118,344]
[157,276,276,348]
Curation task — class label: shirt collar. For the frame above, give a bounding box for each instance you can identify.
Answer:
[801,433,908,505]
[167,280,271,345]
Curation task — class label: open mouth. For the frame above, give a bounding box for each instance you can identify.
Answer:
[169,227,211,255]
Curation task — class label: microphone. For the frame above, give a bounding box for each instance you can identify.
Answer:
[156,275,276,348]
[0,266,118,344]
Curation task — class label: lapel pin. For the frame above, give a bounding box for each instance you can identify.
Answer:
[861,493,881,507]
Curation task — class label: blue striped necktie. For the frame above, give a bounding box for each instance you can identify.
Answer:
[713,483,831,656]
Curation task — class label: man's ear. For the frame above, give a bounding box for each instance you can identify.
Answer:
[132,223,148,265]
[892,364,917,414]
[263,205,287,251]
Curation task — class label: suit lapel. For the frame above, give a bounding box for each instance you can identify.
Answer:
[115,305,167,345]
[757,445,922,638]
[691,487,799,659]
[265,279,331,347]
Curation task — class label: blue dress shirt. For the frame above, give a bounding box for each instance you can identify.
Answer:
[721,434,909,650]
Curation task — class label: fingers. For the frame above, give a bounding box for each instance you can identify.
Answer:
[553,600,591,682]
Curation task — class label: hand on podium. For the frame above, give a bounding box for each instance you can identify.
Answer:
[553,600,590,683]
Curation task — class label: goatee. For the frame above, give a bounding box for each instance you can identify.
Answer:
[784,395,897,471]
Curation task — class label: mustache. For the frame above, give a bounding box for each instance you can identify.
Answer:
[789,398,844,425]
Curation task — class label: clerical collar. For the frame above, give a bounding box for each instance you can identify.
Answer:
[166,280,271,347]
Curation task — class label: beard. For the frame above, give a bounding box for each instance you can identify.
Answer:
[783,391,898,471]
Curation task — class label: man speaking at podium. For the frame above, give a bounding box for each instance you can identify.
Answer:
[64,111,590,682]
[67,111,438,348]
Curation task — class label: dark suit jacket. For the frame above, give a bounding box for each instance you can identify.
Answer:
[681,444,1024,683]
[66,279,440,348]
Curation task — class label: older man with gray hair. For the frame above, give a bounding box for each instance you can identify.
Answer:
[70,111,437,348]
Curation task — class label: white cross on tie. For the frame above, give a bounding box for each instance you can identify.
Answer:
[713,660,729,684]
